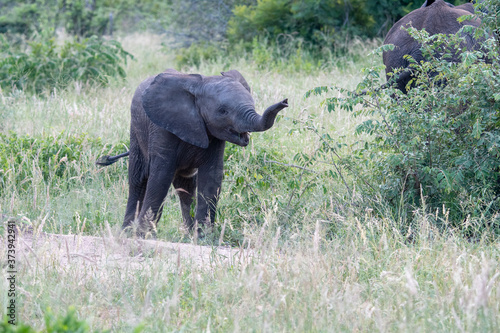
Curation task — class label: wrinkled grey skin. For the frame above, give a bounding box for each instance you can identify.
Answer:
[383,0,482,92]
[100,69,288,236]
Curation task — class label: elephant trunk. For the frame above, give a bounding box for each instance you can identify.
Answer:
[250,99,288,132]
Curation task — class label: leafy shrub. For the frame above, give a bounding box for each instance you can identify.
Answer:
[0,320,36,332]
[226,0,427,49]
[1,307,111,332]
[0,0,159,39]
[478,0,500,47]
[0,3,40,35]
[175,42,222,69]
[307,22,500,237]
[165,0,243,46]
[173,0,430,71]
[0,35,132,94]
[175,35,319,72]
[63,0,111,37]
[219,136,322,244]
[251,35,319,71]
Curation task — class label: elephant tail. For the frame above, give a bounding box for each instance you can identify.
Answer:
[96,151,130,166]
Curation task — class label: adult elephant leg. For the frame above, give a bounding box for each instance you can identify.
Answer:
[194,141,225,236]
[172,171,197,231]
[136,156,176,236]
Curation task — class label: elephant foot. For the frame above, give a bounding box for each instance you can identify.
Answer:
[136,222,157,239]
[132,227,157,239]
[183,219,212,243]
[122,218,157,239]
[195,221,213,241]
[196,227,206,240]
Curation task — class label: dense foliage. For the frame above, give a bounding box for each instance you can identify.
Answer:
[221,139,322,243]
[0,35,132,93]
[308,3,500,237]
[1,0,476,70]
[0,0,171,37]
[0,1,135,94]
[0,0,475,41]
[1,307,110,332]
[172,0,473,68]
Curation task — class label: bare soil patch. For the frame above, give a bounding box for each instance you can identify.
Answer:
[6,222,251,271]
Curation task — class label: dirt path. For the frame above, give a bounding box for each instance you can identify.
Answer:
[9,224,252,271]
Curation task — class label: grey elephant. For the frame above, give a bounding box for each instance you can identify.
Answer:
[97,69,288,237]
[383,0,482,93]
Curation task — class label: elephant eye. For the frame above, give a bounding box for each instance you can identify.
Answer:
[218,108,228,115]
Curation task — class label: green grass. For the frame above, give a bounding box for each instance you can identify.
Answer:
[1,33,499,331]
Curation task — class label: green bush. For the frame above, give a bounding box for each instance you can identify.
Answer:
[175,35,319,72]
[226,0,430,49]
[44,307,104,333]
[218,135,322,245]
[63,0,111,37]
[1,307,112,332]
[178,0,436,71]
[174,42,222,69]
[227,0,347,57]
[0,3,40,35]
[478,0,500,48]
[307,21,500,237]
[0,35,132,94]
[165,0,243,46]
[0,0,148,39]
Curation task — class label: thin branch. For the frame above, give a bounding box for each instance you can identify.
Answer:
[245,182,262,207]
[263,156,316,173]
[314,131,377,194]
[287,170,304,209]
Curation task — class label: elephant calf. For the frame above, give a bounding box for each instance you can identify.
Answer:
[97,69,288,237]
[383,0,483,93]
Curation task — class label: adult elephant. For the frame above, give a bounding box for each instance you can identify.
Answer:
[97,69,288,237]
[383,0,482,93]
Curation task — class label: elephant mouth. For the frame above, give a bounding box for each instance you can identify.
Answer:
[230,129,250,146]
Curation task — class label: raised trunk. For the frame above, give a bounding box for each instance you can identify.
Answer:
[250,99,288,132]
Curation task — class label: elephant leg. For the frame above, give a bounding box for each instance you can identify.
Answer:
[195,142,225,235]
[172,170,197,232]
[123,177,148,229]
[135,158,176,236]
[123,143,148,229]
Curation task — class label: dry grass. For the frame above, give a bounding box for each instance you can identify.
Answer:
[4,215,500,331]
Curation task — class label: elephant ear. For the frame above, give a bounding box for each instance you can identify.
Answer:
[221,69,251,92]
[142,73,209,148]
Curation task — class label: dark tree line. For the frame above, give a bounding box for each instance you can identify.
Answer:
[0,0,470,41]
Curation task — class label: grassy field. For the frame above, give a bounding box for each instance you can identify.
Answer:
[1,33,499,332]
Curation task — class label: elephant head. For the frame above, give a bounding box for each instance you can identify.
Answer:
[141,69,288,148]
[383,0,483,92]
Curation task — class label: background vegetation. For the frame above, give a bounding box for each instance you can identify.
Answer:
[0,0,499,331]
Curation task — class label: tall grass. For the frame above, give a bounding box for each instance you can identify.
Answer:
[1,33,499,331]
[9,214,500,331]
